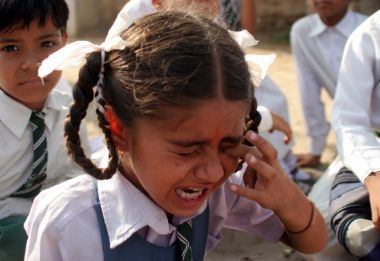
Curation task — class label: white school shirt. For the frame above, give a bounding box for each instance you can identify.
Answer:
[290,10,367,155]
[24,167,284,261]
[0,79,91,220]
[332,10,380,183]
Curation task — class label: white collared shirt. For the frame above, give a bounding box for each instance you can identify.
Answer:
[0,78,90,219]
[333,10,380,183]
[24,168,284,261]
[290,10,367,155]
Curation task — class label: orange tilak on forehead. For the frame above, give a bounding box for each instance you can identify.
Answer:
[213,128,221,141]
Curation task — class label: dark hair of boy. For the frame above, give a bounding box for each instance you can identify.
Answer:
[0,0,69,33]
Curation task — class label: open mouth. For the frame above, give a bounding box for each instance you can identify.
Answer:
[175,187,206,199]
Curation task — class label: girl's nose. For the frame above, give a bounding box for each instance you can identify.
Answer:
[194,155,225,183]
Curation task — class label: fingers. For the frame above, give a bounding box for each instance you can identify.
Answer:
[371,207,380,231]
[283,126,292,144]
[224,141,262,160]
[271,112,293,144]
[245,131,278,162]
[229,183,262,201]
[245,154,277,180]
[296,154,321,168]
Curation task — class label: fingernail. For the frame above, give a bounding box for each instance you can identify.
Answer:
[229,184,238,192]
[245,154,256,163]
[247,131,257,140]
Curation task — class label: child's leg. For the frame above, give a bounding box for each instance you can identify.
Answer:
[346,218,380,261]
[0,215,27,261]
[329,167,380,259]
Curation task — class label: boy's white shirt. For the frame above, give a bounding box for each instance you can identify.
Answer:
[0,78,91,219]
[308,11,380,261]
[24,168,284,260]
[290,10,367,155]
[332,10,380,182]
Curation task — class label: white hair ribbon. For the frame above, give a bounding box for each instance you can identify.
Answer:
[38,35,129,79]
[95,50,106,114]
[228,29,276,85]
[228,30,259,49]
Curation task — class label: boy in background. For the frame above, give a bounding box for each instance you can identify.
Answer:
[290,0,366,168]
[0,0,90,259]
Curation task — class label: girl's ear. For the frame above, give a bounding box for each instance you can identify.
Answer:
[104,106,129,151]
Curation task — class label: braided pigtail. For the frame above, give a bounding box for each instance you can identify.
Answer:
[65,51,118,180]
[243,83,261,146]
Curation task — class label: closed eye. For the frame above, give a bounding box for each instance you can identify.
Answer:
[177,150,200,158]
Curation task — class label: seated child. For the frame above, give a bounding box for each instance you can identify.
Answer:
[24,10,327,260]
[0,0,90,260]
[329,10,380,260]
[290,0,367,168]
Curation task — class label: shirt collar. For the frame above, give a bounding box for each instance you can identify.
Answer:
[335,10,356,37]
[309,10,353,38]
[98,171,207,249]
[0,89,31,138]
[0,87,69,138]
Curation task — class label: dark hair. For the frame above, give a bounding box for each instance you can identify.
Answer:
[65,11,260,179]
[0,0,69,33]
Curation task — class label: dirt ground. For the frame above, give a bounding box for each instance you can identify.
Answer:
[62,33,336,261]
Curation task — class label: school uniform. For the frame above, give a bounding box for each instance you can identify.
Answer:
[290,10,367,156]
[0,78,90,219]
[0,78,91,260]
[219,0,242,31]
[24,165,284,261]
[307,11,380,261]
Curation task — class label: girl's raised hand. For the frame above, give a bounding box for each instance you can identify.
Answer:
[226,131,305,216]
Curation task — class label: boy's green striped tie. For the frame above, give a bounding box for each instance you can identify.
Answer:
[177,220,192,261]
[12,111,47,198]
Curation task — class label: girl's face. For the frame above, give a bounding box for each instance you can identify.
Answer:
[120,98,249,217]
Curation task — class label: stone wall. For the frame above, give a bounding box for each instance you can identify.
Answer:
[67,0,126,37]
[256,0,307,31]
[67,0,380,37]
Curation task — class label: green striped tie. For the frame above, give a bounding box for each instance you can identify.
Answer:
[222,0,240,31]
[177,220,192,261]
[12,111,47,198]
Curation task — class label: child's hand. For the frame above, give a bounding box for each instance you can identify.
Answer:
[364,172,380,231]
[226,131,304,215]
[270,111,292,144]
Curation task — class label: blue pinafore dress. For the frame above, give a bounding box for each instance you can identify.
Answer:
[93,181,210,260]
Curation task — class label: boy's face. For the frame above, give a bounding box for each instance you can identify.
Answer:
[312,0,349,26]
[120,98,249,217]
[0,18,67,110]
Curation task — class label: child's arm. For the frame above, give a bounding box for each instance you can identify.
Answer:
[257,106,292,144]
[240,0,256,35]
[227,131,327,253]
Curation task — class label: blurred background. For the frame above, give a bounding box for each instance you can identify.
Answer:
[65,0,380,38]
